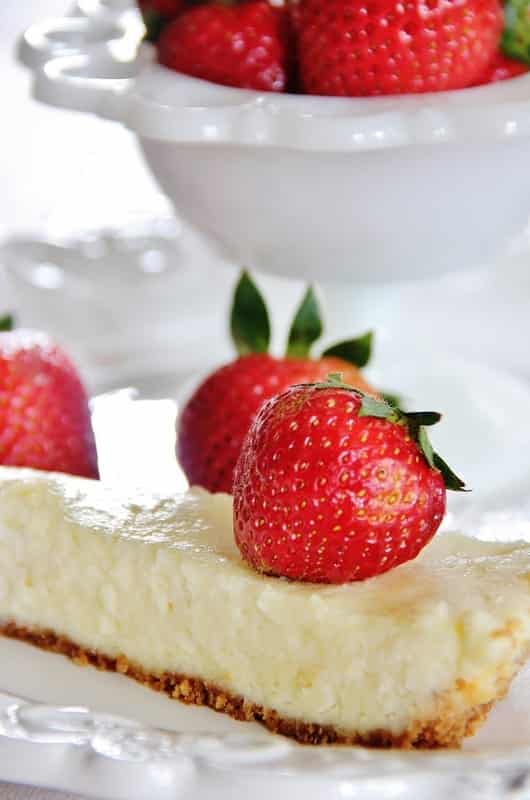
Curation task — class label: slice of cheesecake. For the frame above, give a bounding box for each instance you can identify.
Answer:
[1,466,530,748]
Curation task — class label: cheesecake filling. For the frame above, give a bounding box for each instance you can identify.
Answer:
[1,467,530,737]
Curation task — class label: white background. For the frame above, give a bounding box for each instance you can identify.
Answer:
[1,0,163,244]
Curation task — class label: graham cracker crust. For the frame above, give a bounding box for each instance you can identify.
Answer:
[0,621,493,748]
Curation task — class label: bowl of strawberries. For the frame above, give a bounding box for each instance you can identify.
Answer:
[22,0,530,281]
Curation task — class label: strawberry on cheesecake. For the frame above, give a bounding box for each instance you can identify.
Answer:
[2,367,530,749]
[1,464,530,748]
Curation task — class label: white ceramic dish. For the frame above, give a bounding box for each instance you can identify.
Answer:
[19,0,530,282]
[2,392,530,799]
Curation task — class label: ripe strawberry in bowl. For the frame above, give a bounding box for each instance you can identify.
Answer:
[177,272,380,494]
[296,0,503,96]
[234,374,465,583]
[158,0,292,91]
[0,315,98,479]
[153,0,513,96]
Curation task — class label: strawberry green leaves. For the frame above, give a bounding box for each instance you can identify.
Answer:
[502,0,530,64]
[229,270,373,368]
[432,453,467,492]
[357,393,394,419]
[286,287,323,358]
[403,411,442,427]
[0,315,14,332]
[417,426,435,467]
[407,409,466,491]
[323,331,373,369]
[381,391,402,409]
[230,271,271,356]
[287,285,372,366]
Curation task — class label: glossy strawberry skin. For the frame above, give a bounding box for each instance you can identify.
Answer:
[177,353,376,494]
[0,331,98,479]
[233,384,445,583]
[157,1,291,91]
[296,0,504,96]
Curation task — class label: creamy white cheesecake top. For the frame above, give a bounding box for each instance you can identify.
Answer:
[1,466,530,736]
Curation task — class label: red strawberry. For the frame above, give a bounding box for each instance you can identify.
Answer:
[234,377,465,583]
[295,0,504,96]
[179,353,376,493]
[157,1,291,92]
[177,272,379,494]
[0,316,98,479]
[474,50,530,83]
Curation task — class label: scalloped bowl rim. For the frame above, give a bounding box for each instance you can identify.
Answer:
[120,45,530,151]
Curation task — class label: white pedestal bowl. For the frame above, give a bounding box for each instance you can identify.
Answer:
[19,1,530,283]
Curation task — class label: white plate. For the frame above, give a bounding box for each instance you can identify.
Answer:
[3,393,530,800]
[3,638,530,800]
